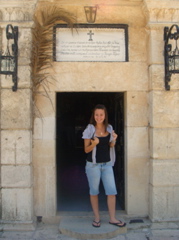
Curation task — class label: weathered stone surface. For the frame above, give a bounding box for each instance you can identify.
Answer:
[126,157,149,216]
[152,229,179,238]
[39,62,148,92]
[149,65,165,91]
[33,164,56,217]
[33,140,56,217]
[33,92,55,140]
[1,130,31,164]
[33,118,43,140]
[126,91,148,127]
[169,74,179,90]
[33,140,55,166]
[126,127,149,215]
[149,91,179,128]
[59,215,127,240]
[150,128,179,159]
[2,188,33,221]
[150,159,179,186]
[148,27,163,65]
[37,0,146,27]
[1,89,31,129]
[18,27,33,65]
[1,165,32,187]
[33,117,55,140]
[127,127,149,159]
[149,158,179,221]
[151,221,179,230]
[149,185,179,221]
[125,232,148,240]
[1,65,31,89]
[129,27,148,63]
[149,64,179,91]
[34,92,55,118]
[18,65,31,87]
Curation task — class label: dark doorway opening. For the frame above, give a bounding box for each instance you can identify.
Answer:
[56,92,125,212]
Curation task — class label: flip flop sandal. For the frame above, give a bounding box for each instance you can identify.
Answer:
[109,220,126,227]
[92,220,101,228]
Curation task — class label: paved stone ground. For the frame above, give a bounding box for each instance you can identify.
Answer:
[0,217,179,240]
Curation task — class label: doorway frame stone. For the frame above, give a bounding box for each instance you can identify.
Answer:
[33,89,149,218]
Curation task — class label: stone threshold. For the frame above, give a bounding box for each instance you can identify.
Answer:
[59,215,127,239]
[57,211,153,239]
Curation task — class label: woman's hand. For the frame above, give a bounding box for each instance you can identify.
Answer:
[110,131,118,147]
[91,137,99,146]
[112,131,118,141]
[84,137,99,153]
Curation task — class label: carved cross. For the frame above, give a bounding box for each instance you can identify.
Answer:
[87,30,94,41]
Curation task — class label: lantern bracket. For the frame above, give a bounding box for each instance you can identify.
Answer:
[0,24,18,91]
[164,24,179,90]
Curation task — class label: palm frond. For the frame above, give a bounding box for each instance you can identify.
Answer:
[31,4,76,117]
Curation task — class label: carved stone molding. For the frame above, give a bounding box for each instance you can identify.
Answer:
[143,8,179,23]
[0,7,35,22]
[149,8,179,23]
[38,0,143,5]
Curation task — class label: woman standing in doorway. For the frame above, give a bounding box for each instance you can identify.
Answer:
[82,104,126,228]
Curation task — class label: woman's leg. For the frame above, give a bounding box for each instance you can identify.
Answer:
[85,162,101,226]
[102,163,125,226]
[90,195,100,225]
[107,195,117,222]
[107,194,126,226]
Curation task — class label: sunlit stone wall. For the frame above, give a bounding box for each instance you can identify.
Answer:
[0,0,178,226]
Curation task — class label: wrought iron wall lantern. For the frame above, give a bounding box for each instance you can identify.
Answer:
[84,6,97,23]
[0,24,18,91]
[164,24,179,90]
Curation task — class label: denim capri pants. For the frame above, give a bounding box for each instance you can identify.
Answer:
[85,161,117,196]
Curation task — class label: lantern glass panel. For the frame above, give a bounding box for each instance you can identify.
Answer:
[0,58,6,72]
[9,57,15,72]
[169,56,174,71]
[174,55,179,72]
[0,56,15,74]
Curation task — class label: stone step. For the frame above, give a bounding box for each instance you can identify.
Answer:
[59,216,127,239]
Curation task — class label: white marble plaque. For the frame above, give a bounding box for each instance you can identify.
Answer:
[55,27,126,62]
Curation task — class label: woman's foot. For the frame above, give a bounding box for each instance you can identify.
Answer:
[109,220,126,227]
[92,220,101,227]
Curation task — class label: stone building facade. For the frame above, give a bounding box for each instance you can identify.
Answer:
[0,0,179,230]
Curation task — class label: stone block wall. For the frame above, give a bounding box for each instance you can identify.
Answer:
[147,0,179,221]
[33,93,56,217]
[124,91,149,216]
[0,22,2,221]
[0,91,33,223]
[0,0,37,228]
